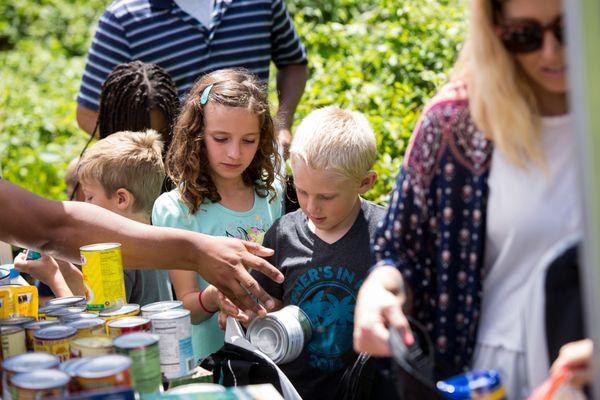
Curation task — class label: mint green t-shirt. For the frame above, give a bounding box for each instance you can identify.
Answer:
[151,186,283,360]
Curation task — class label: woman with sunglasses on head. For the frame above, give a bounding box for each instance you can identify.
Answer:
[353,0,579,397]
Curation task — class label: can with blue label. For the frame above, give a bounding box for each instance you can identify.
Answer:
[150,309,194,379]
[436,370,507,399]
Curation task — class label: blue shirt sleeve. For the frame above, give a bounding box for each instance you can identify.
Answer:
[270,0,308,67]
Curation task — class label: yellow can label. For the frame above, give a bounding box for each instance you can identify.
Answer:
[0,286,38,319]
[80,243,126,311]
[34,338,72,362]
[1,329,26,360]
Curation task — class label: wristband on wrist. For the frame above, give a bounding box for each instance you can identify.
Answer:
[198,288,217,314]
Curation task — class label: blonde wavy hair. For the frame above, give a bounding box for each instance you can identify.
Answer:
[453,0,544,167]
[167,68,280,214]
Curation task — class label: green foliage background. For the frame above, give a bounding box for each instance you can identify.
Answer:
[0,0,465,204]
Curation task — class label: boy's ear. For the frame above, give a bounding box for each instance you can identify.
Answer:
[115,188,134,211]
[357,171,377,194]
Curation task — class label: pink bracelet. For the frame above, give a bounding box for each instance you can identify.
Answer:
[198,288,217,314]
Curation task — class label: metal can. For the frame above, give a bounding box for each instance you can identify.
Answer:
[246,305,312,364]
[80,243,127,311]
[0,327,26,361]
[47,296,87,308]
[73,354,132,391]
[67,318,106,338]
[60,311,100,324]
[9,369,70,399]
[2,352,60,400]
[59,357,90,377]
[0,286,38,319]
[141,300,183,318]
[33,325,76,362]
[107,316,151,337]
[23,320,60,351]
[99,303,140,322]
[37,305,64,321]
[70,335,114,358]
[436,370,507,399]
[0,316,35,327]
[114,332,162,394]
[45,306,87,321]
[150,309,194,379]
[167,383,226,394]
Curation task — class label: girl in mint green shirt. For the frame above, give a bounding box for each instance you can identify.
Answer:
[152,69,283,361]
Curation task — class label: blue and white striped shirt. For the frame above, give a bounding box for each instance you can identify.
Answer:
[77,0,308,111]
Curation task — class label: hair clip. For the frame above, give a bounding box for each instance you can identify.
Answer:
[200,84,214,105]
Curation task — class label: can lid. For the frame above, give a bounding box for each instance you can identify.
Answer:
[107,316,150,328]
[67,318,105,330]
[74,354,132,378]
[47,306,87,317]
[3,352,60,373]
[59,357,91,376]
[113,332,159,349]
[79,243,121,251]
[38,304,65,314]
[0,316,36,326]
[247,318,287,362]
[0,325,23,334]
[436,370,503,399]
[149,309,191,320]
[141,300,183,312]
[33,325,77,340]
[167,383,226,394]
[60,312,100,323]
[10,369,70,389]
[48,296,87,307]
[72,335,113,348]
[99,304,140,317]
[23,319,61,330]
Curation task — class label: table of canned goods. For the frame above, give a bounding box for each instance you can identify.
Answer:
[0,294,282,400]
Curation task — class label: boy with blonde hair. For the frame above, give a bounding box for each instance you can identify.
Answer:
[76,130,172,304]
[247,107,385,399]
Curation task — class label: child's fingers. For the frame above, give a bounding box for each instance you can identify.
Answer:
[217,292,240,317]
[217,312,228,331]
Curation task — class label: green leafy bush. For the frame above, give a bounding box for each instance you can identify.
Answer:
[0,0,465,203]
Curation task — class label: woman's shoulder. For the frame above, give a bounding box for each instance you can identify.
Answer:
[152,189,192,227]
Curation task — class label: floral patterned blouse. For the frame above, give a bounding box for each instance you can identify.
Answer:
[372,81,494,376]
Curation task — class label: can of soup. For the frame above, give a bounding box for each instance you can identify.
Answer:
[436,370,507,399]
[23,320,60,350]
[0,316,35,328]
[33,325,76,362]
[70,336,114,358]
[114,332,162,394]
[2,352,60,400]
[73,354,132,391]
[67,318,106,338]
[141,301,183,318]
[0,326,26,361]
[107,316,151,337]
[80,243,127,311]
[47,296,87,308]
[46,306,87,321]
[99,304,140,322]
[9,369,70,399]
[150,309,194,379]
[246,305,312,364]
[60,311,100,324]
[38,305,63,321]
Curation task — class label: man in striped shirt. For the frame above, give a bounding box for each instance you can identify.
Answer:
[76,0,308,151]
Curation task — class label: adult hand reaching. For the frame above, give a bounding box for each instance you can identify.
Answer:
[353,265,414,356]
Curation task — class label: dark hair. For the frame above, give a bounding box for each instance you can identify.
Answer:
[167,68,281,214]
[96,61,180,152]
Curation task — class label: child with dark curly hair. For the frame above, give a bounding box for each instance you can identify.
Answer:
[152,68,283,360]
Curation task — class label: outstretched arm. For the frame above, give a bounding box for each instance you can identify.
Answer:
[0,180,283,314]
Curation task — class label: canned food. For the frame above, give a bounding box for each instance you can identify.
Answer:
[37,305,64,320]
[80,243,127,311]
[150,309,194,379]
[246,305,312,364]
[0,327,26,361]
[33,325,76,362]
[167,383,226,394]
[0,316,35,327]
[0,286,38,319]
[99,304,140,322]
[59,357,90,377]
[73,354,132,391]
[66,318,106,338]
[60,312,100,324]
[2,352,60,400]
[47,296,87,308]
[437,370,507,399]
[141,300,183,318]
[23,320,60,351]
[70,335,114,358]
[9,369,69,399]
[45,306,87,321]
[114,332,162,394]
[107,316,151,337]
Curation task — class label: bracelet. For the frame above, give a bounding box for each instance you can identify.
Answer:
[198,288,217,314]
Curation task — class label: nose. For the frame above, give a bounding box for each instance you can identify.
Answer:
[540,29,562,61]
[305,197,319,215]
[227,141,241,159]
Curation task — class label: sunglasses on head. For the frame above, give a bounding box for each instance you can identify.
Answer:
[498,15,564,53]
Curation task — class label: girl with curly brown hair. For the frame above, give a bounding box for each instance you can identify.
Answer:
[152,68,283,360]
